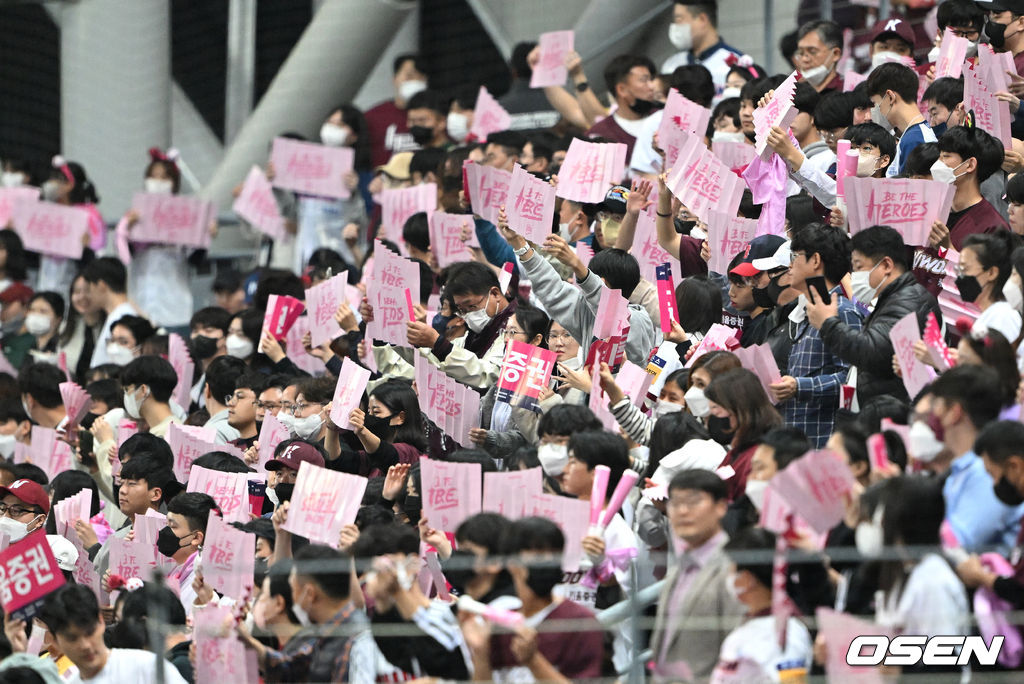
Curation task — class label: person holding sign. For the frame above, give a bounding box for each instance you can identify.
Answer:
[161,492,218,615]
[865,63,938,177]
[334,379,427,477]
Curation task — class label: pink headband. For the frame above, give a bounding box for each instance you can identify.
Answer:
[51,155,74,188]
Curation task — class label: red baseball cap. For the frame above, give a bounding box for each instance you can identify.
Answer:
[730,235,787,278]
[0,479,50,515]
[869,16,917,51]
[265,441,325,472]
[0,283,33,307]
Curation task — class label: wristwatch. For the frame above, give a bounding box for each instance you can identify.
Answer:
[513,244,531,257]
[576,81,589,93]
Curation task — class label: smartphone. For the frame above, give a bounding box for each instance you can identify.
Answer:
[805,275,831,305]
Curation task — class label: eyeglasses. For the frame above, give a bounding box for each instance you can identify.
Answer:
[280,402,321,415]
[0,503,41,518]
[504,327,526,339]
[790,251,806,264]
[225,392,255,406]
[454,296,487,316]
[794,46,823,59]
[948,28,980,40]
[255,401,282,411]
[547,331,574,343]
[953,265,979,278]
[667,493,711,510]
[819,129,839,144]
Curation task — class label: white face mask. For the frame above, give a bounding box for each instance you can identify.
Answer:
[279,412,323,440]
[856,152,880,178]
[144,178,174,195]
[292,587,313,627]
[850,261,882,305]
[929,158,966,185]
[0,434,16,459]
[669,22,693,51]
[1,172,24,188]
[1004,278,1023,313]
[683,386,710,418]
[908,420,944,462]
[24,313,52,337]
[447,112,470,143]
[720,87,742,101]
[106,342,136,367]
[745,479,768,511]
[712,130,746,144]
[927,45,941,64]
[965,41,979,59]
[462,294,494,333]
[398,79,427,102]
[41,180,61,202]
[855,506,885,558]
[123,387,148,420]
[725,570,744,603]
[226,334,255,359]
[871,102,894,133]
[653,401,684,419]
[265,485,280,507]
[319,122,349,147]
[871,51,907,69]
[0,516,36,543]
[799,61,832,88]
[558,222,572,240]
[537,443,569,476]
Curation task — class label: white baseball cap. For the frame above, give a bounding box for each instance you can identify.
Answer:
[751,240,791,272]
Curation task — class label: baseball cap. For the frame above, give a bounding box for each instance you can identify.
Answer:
[980,0,1024,13]
[597,186,629,216]
[869,16,917,50]
[233,517,275,542]
[375,151,413,181]
[47,535,79,572]
[265,441,325,472]
[0,479,51,515]
[730,235,787,277]
[0,283,33,307]
[751,240,792,272]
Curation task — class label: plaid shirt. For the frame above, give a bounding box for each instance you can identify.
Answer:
[779,291,863,447]
[264,602,376,684]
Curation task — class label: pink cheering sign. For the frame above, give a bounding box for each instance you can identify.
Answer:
[531,30,575,87]
[418,359,479,446]
[168,422,220,484]
[706,210,759,275]
[555,138,628,203]
[167,333,194,412]
[469,86,512,142]
[978,43,1014,94]
[381,183,438,248]
[305,272,347,348]
[269,136,353,199]
[364,242,421,347]
[496,340,557,412]
[261,294,305,344]
[108,536,157,583]
[256,413,289,471]
[11,201,89,259]
[844,177,954,246]
[506,164,556,243]
[421,456,482,533]
[711,140,756,172]
[768,450,855,534]
[935,28,969,79]
[281,461,368,547]
[753,71,799,160]
[890,312,937,399]
[194,604,259,684]
[923,312,954,370]
[201,514,255,600]
[482,468,543,519]
[616,359,655,409]
[632,210,678,285]
[0,534,66,621]
[527,493,590,571]
[52,490,91,540]
[233,165,286,240]
[58,381,92,431]
[965,62,1012,147]
[429,211,477,268]
[733,344,783,403]
[685,324,741,368]
[0,187,39,228]
[130,193,214,249]
[329,357,371,430]
[816,608,893,683]
[665,133,745,223]
[658,89,712,167]
[133,510,167,547]
[466,162,511,226]
[29,426,72,482]
[187,466,249,523]
[655,263,678,334]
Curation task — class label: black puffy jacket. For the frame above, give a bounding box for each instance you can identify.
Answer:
[819,272,941,405]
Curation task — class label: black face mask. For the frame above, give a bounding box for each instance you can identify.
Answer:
[363,414,395,441]
[444,549,478,596]
[156,526,193,559]
[629,98,661,117]
[191,335,220,360]
[410,125,434,146]
[955,275,983,304]
[524,563,563,598]
[994,476,1024,506]
[403,494,422,525]
[752,286,775,309]
[766,275,787,305]
[273,482,295,504]
[986,20,1009,49]
[706,415,734,446]
[254,555,269,581]
[675,219,697,235]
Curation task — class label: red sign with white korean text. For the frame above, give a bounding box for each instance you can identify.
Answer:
[269,136,353,199]
[0,533,65,621]
[496,340,557,412]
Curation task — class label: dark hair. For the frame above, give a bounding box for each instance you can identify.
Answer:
[668,468,728,500]
[790,222,852,284]
[402,212,431,253]
[937,0,986,32]
[502,516,565,596]
[865,63,920,103]
[922,77,964,112]
[167,492,219,535]
[811,91,850,131]
[54,161,99,205]
[602,54,656,97]
[724,526,776,589]
[647,411,712,479]
[668,65,715,108]
[254,269,305,311]
[850,225,910,271]
[0,667,48,684]
[120,355,178,403]
[206,355,248,405]
[262,558,299,624]
[82,257,127,294]
[975,420,1024,465]
[294,543,351,600]
[192,451,252,474]
[235,370,266,396]
[445,261,499,298]
[455,512,511,555]
[512,302,550,347]
[392,53,426,77]
[119,454,174,502]
[189,306,232,335]
[938,125,1005,184]
[786,194,818,235]
[86,378,122,410]
[486,130,526,156]
[119,433,174,470]
[568,431,631,494]
[675,276,723,336]
[792,80,820,117]
[335,104,372,171]
[41,584,100,636]
[902,141,940,177]
[705,368,783,450]
[537,404,602,439]
[726,63,768,85]
[352,522,420,557]
[676,0,719,27]
[410,147,446,182]
[1007,173,1024,205]
[369,379,428,452]
[235,308,264,346]
[845,122,896,170]
[144,158,181,194]
[212,269,244,295]
[962,230,1016,301]
[45,471,101,535]
[28,291,64,321]
[111,315,156,349]
[797,19,842,48]
[406,89,447,117]
[0,229,28,282]
[688,350,742,387]
[760,426,810,471]
[713,97,741,130]
[120,582,187,629]
[18,362,63,408]
[589,248,641,299]
[510,41,537,80]
[957,329,1020,406]
[445,448,498,474]
[929,364,1003,429]
[11,463,47,486]
[834,421,870,474]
